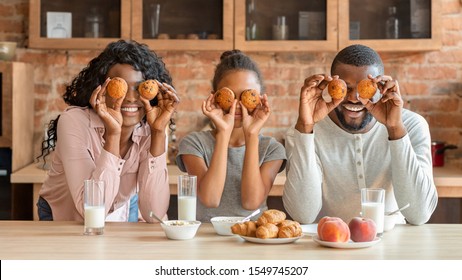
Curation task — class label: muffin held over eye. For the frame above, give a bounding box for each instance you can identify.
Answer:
[357,79,378,99]
[107,77,128,99]
[138,79,159,100]
[240,89,261,110]
[215,87,235,111]
[327,78,347,99]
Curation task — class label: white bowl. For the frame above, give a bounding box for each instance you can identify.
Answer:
[210,216,245,236]
[160,220,201,240]
[384,213,398,232]
[0,42,16,61]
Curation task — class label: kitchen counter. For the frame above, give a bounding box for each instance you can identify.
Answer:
[1,221,462,260]
[10,163,462,221]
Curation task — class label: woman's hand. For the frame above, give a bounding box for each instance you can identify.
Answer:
[142,81,180,133]
[295,74,342,133]
[89,78,124,135]
[202,93,236,137]
[241,94,270,136]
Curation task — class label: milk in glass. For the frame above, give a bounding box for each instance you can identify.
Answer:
[84,206,105,228]
[361,202,385,235]
[360,188,385,237]
[178,175,197,221]
[84,179,105,235]
[178,196,196,221]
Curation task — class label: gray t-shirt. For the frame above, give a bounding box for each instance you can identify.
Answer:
[176,130,287,222]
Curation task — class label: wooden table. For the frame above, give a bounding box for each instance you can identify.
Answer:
[1,221,461,260]
[10,163,462,221]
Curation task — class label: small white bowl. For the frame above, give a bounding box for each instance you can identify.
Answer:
[384,213,398,232]
[160,220,201,240]
[210,216,245,236]
[0,42,16,61]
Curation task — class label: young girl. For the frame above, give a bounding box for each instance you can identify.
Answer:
[37,40,179,222]
[176,50,286,222]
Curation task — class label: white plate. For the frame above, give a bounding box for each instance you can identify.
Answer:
[238,234,304,244]
[312,235,381,249]
[301,224,318,236]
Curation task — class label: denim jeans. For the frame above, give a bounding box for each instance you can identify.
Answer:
[37,196,53,221]
[128,194,139,222]
[37,194,139,222]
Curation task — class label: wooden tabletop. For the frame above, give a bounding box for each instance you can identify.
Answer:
[1,221,461,260]
[10,163,462,197]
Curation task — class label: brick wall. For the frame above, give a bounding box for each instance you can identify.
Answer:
[1,0,461,166]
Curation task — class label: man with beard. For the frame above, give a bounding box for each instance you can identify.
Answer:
[282,44,437,226]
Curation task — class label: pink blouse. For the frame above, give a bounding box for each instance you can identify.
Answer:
[38,106,170,222]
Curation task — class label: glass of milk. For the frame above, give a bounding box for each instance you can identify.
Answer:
[84,179,105,235]
[361,188,385,237]
[177,175,197,221]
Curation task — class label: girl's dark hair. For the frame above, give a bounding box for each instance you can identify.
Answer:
[212,49,263,92]
[38,40,173,162]
[331,44,384,75]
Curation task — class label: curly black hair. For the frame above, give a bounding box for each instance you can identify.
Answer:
[331,44,384,75]
[39,40,174,162]
[212,49,264,92]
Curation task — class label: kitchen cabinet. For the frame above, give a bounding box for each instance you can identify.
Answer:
[234,0,338,52]
[0,62,34,172]
[28,0,441,52]
[235,0,440,52]
[132,0,233,51]
[29,0,233,51]
[29,0,131,50]
[338,0,441,51]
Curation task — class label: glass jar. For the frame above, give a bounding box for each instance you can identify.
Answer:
[272,16,288,40]
[85,7,104,38]
[385,6,399,39]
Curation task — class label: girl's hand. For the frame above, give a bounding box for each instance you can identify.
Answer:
[89,78,124,135]
[202,93,236,137]
[142,81,180,133]
[241,94,270,136]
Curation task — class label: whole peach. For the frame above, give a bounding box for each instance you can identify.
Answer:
[317,216,340,238]
[317,216,350,242]
[348,217,377,242]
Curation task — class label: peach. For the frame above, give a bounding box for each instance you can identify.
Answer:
[317,216,338,237]
[348,217,377,242]
[317,216,350,243]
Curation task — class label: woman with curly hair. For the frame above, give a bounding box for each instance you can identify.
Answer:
[37,40,179,222]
